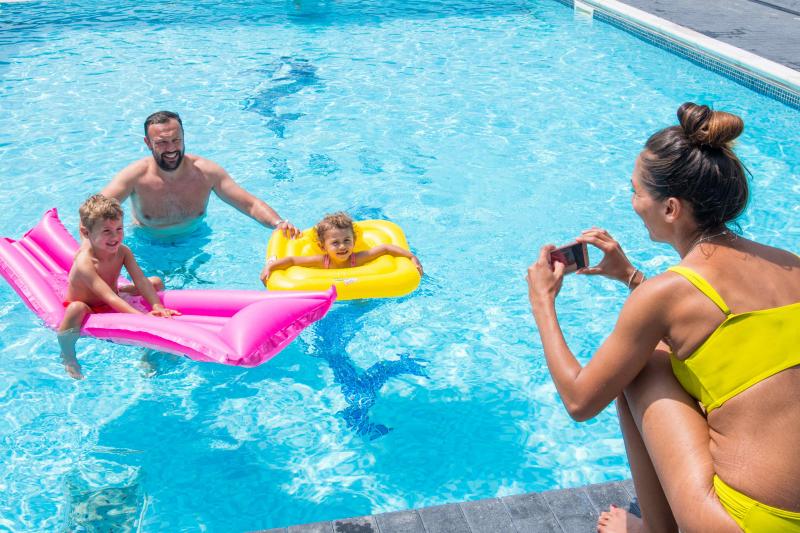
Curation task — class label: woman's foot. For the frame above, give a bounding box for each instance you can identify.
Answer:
[597,505,644,533]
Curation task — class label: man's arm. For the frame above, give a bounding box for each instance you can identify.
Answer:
[101,160,143,203]
[209,162,300,237]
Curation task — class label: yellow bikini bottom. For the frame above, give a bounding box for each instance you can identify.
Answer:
[714,475,800,532]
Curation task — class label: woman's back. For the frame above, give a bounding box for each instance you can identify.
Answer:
[665,238,800,511]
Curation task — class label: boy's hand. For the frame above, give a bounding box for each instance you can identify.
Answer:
[149,304,181,318]
[411,255,424,276]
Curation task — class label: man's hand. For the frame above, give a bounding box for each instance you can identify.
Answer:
[275,220,301,239]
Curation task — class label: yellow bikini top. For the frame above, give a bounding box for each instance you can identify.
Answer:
[668,266,800,414]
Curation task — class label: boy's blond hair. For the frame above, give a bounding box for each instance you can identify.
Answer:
[315,212,355,243]
[79,194,123,231]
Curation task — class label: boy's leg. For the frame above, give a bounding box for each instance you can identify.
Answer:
[119,276,163,295]
[58,302,90,380]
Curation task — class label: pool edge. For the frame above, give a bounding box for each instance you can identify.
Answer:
[256,478,638,533]
[555,0,800,110]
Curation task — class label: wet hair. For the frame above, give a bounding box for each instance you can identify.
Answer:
[639,102,749,234]
[144,110,183,138]
[315,212,355,243]
[79,194,123,231]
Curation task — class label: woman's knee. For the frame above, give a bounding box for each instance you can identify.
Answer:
[149,276,164,291]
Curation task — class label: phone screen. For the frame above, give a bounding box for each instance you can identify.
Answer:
[550,242,588,274]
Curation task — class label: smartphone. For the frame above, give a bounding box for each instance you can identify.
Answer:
[550,241,589,274]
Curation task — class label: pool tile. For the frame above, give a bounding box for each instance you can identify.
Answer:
[502,492,561,532]
[542,487,598,532]
[332,516,377,532]
[374,510,426,533]
[288,521,333,533]
[418,502,471,533]
[460,497,515,532]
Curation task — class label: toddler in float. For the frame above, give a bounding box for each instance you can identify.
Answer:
[260,212,423,282]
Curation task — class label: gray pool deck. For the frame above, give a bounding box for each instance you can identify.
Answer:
[257,479,639,533]
[619,0,800,71]
[260,2,797,532]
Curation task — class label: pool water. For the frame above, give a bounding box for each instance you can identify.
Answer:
[1,0,798,530]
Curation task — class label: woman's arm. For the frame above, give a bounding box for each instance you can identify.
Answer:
[527,245,670,420]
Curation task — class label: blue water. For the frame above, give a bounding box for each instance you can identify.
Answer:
[1,0,798,530]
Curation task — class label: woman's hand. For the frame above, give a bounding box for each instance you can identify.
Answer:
[575,228,636,285]
[527,245,566,308]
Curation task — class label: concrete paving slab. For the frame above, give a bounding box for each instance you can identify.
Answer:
[618,0,800,70]
[332,515,378,533]
[502,492,562,532]
[374,509,426,533]
[460,497,516,533]
[288,522,333,533]
[418,503,471,533]
[542,487,599,532]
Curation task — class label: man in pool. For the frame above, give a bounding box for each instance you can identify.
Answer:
[102,110,300,238]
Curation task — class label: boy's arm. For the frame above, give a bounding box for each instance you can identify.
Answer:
[74,257,141,314]
[122,247,178,317]
[260,255,326,282]
[356,245,423,275]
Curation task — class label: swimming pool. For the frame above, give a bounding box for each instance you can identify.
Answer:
[1,0,798,530]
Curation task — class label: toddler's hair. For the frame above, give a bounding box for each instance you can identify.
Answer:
[315,212,355,243]
[79,194,124,231]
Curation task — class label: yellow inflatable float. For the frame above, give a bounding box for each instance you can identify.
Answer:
[265,220,421,300]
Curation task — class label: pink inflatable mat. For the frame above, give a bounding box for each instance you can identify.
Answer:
[0,209,336,366]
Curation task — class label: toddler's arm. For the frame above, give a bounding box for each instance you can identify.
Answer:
[358,245,423,275]
[260,255,326,283]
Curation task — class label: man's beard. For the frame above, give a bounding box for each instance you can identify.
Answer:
[153,149,184,171]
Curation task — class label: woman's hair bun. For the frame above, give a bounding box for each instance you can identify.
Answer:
[677,102,744,148]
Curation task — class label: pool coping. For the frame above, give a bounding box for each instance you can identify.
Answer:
[256,479,639,533]
[559,0,800,109]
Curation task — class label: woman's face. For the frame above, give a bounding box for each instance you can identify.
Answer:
[631,154,667,242]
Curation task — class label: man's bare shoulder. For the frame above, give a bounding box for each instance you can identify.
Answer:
[108,158,153,188]
[191,155,228,180]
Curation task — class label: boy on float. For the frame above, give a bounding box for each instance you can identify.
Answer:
[58,194,180,379]
[260,212,423,282]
